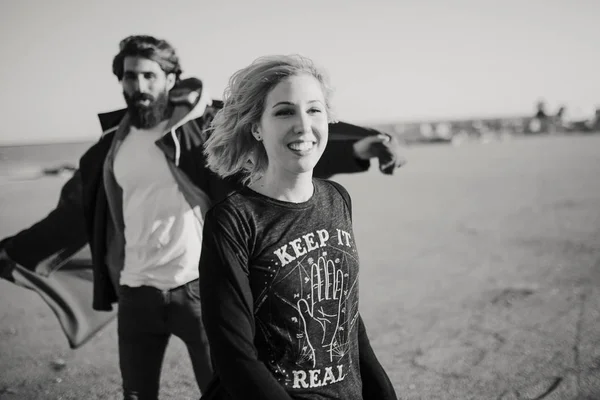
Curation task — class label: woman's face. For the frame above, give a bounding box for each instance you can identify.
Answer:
[255,74,329,177]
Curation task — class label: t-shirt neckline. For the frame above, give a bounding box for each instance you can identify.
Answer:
[241,179,319,210]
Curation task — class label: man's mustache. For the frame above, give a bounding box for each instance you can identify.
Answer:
[128,92,156,103]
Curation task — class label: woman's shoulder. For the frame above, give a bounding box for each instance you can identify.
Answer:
[206,186,271,223]
[206,189,251,221]
[314,178,352,208]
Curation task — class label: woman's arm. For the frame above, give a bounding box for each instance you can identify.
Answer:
[199,210,294,400]
[357,315,398,400]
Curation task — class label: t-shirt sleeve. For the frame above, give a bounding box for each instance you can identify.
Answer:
[357,314,398,399]
[198,207,294,400]
[326,180,353,220]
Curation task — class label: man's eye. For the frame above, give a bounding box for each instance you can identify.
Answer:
[144,73,156,80]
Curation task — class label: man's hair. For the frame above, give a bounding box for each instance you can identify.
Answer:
[112,35,183,81]
[203,54,334,186]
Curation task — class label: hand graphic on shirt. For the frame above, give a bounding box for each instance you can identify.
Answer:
[297,257,345,367]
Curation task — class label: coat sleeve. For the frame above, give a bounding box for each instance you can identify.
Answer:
[199,209,294,400]
[3,170,87,270]
[314,121,376,179]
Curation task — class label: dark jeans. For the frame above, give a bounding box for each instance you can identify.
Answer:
[117,279,213,400]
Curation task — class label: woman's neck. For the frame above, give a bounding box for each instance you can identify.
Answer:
[249,169,314,203]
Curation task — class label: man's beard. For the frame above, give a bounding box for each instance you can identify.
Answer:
[124,90,171,129]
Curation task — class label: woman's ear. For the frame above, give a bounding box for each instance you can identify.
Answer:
[251,124,262,141]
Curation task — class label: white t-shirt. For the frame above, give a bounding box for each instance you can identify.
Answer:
[113,121,202,290]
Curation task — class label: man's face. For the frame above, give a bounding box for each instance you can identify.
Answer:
[121,56,176,129]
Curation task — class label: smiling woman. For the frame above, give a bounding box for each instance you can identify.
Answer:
[251,73,329,197]
[198,55,398,400]
[203,54,335,188]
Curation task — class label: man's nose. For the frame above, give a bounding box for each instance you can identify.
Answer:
[133,76,149,93]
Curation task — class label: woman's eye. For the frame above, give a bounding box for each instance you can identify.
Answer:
[275,109,294,116]
[308,108,322,114]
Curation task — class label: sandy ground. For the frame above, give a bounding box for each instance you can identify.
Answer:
[1,134,599,399]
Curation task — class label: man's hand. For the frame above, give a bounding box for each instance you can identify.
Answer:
[0,248,16,283]
[353,134,407,175]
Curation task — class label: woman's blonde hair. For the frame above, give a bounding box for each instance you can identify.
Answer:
[204,54,334,185]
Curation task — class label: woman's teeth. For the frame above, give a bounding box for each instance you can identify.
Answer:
[288,141,314,151]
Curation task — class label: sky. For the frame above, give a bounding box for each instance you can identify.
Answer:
[0,0,598,144]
